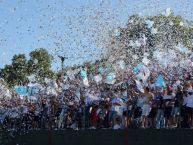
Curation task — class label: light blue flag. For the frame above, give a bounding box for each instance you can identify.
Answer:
[155,75,166,87]
[177,46,189,53]
[176,43,189,54]
[80,70,87,78]
[106,75,113,81]
[98,66,105,74]
[145,20,154,29]
[15,86,28,95]
[27,86,39,96]
[133,64,142,74]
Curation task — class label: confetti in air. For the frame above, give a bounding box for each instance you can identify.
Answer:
[1,0,193,144]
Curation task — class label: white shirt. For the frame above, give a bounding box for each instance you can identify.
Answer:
[163,95,172,100]
[111,97,123,111]
[85,94,99,105]
[150,83,155,90]
[183,97,187,106]
[186,95,193,108]
[113,124,121,130]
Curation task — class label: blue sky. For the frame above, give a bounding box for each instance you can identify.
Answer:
[0,0,193,71]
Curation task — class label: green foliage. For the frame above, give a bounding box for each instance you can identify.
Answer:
[0,54,28,87]
[0,49,55,88]
[149,13,193,48]
[1,11,193,87]
[27,48,55,82]
[112,11,193,64]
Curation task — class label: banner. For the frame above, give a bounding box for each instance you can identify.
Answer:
[155,75,166,87]
[105,73,116,84]
[15,86,28,96]
[15,85,40,96]
[133,64,142,74]
[27,86,40,96]
[80,70,87,78]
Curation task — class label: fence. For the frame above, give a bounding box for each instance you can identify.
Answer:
[1,129,193,145]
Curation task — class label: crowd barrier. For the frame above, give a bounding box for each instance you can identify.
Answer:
[1,129,193,145]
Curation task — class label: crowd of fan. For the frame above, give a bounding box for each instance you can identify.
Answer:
[1,66,193,131]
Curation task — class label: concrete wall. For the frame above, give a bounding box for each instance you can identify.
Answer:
[1,129,193,145]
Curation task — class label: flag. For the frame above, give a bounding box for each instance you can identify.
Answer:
[15,86,28,96]
[133,64,142,74]
[155,75,166,87]
[80,70,87,78]
[135,80,144,93]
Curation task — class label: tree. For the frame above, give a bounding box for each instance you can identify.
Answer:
[1,54,28,87]
[27,48,55,82]
[107,10,193,66]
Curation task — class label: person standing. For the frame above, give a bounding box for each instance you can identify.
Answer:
[141,87,154,128]
[186,90,193,128]
[172,86,184,128]
[156,91,164,129]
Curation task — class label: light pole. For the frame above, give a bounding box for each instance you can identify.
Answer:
[58,55,67,73]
